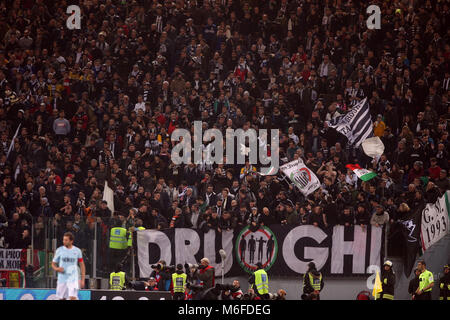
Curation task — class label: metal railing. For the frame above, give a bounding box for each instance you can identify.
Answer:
[1,216,137,288]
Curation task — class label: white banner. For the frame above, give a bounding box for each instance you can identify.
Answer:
[102,181,115,214]
[136,225,383,277]
[0,249,22,270]
[421,191,450,251]
[280,159,320,196]
[136,228,234,278]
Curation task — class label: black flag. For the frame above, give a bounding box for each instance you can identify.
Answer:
[397,203,424,277]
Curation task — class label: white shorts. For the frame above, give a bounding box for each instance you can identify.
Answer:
[56,281,79,300]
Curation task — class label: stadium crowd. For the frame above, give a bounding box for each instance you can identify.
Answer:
[0,0,449,280]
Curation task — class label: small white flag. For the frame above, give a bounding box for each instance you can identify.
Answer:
[103,181,115,215]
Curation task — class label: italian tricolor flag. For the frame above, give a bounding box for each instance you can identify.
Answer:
[346,164,377,181]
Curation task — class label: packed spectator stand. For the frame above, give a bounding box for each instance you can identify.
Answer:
[0,0,449,286]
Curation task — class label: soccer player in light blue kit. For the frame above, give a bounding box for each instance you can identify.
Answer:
[51,232,86,300]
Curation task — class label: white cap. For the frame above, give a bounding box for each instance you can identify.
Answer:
[384,260,393,267]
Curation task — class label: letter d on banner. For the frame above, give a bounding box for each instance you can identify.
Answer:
[137,230,172,278]
[66,5,81,30]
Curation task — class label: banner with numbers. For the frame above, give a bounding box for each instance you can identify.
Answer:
[420,191,450,251]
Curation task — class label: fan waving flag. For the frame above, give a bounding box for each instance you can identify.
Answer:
[346,164,377,181]
[280,159,320,196]
[327,98,373,148]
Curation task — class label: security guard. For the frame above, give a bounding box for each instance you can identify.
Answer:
[172,264,187,300]
[415,260,434,300]
[302,262,324,300]
[127,224,145,247]
[249,262,269,299]
[377,260,395,300]
[109,223,128,273]
[439,265,449,301]
[110,263,126,290]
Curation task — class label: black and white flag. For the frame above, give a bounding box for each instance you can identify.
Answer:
[280,159,321,196]
[398,203,424,277]
[327,98,373,148]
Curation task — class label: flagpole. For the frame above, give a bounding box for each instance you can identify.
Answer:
[6,124,21,160]
[278,170,294,189]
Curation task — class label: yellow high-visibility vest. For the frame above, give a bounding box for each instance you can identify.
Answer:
[254,269,269,295]
[109,227,128,249]
[308,272,322,291]
[110,271,125,290]
[128,226,145,247]
[172,273,187,293]
[419,270,434,292]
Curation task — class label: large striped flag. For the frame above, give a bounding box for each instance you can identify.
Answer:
[327,98,373,148]
[346,164,377,181]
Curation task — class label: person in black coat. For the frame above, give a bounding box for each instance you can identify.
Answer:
[408,268,421,300]
[338,207,354,226]
[247,207,262,232]
[37,197,53,217]
[150,208,168,230]
[30,142,48,170]
[322,196,338,228]
[169,207,185,228]
[439,265,450,301]
[354,205,370,227]
[260,207,277,227]
[309,206,325,229]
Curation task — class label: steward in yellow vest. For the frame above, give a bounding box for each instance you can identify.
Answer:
[109,223,128,273]
[110,264,126,290]
[127,226,145,247]
[302,262,324,300]
[249,262,269,299]
[110,226,128,249]
[415,260,434,300]
[172,264,187,300]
